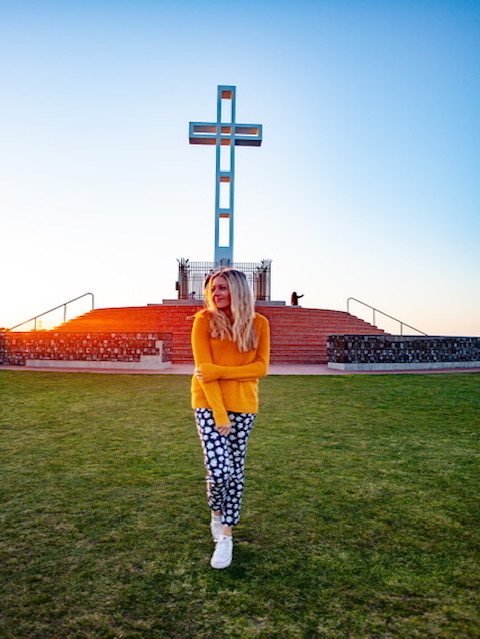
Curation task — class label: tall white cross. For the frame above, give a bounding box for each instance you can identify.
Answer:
[189,85,262,265]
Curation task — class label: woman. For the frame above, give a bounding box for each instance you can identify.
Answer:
[191,267,270,569]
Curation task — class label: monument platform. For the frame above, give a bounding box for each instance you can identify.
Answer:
[47,301,386,365]
[3,303,478,370]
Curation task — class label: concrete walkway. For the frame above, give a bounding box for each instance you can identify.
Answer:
[1,363,479,375]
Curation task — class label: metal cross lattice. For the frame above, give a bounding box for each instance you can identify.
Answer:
[189,85,262,265]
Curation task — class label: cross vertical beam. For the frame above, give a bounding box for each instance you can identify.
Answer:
[189,85,262,266]
[215,86,235,264]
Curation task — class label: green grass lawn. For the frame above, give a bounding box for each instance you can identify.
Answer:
[1,371,479,638]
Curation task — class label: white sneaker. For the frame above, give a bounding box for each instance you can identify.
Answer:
[211,535,233,569]
[210,514,222,542]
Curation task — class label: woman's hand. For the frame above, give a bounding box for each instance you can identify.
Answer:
[216,421,232,436]
[194,367,231,435]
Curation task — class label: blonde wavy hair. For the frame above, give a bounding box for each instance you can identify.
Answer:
[204,268,258,352]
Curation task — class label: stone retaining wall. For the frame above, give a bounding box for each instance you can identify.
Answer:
[327,335,480,370]
[0,331,172,368]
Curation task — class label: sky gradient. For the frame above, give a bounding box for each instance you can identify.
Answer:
[1,0,479,336]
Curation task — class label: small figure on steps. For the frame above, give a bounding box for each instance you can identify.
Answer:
[291,291,304,306]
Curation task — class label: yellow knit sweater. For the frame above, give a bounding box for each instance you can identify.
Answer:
[190,310,270,426]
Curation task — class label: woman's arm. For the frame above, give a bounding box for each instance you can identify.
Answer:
[191,312,230,427]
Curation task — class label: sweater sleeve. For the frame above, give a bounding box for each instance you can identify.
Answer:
[191,312,230,426]
[199,317,270,383]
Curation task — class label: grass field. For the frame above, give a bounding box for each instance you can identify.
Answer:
[1,370,479,638]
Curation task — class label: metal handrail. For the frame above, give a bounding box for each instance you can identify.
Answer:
[347,297,428,336]
[8,292,95,331]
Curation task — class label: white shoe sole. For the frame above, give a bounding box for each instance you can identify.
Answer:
[211,555,232,569]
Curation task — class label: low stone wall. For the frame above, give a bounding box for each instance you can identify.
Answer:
[0,331,6,365]
[0,331,173,369]
[327,335,480,370]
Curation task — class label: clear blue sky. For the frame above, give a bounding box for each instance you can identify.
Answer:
[1,0,479,336]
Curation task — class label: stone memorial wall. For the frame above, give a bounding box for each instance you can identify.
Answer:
[0,332,172,367]
[327,335,480,370]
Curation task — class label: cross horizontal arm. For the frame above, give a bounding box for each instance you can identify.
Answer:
[189,122,262,146]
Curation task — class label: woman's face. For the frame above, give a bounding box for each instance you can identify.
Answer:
[211,275,231,312]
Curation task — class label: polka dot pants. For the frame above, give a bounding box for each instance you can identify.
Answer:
[194,408,256,527]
